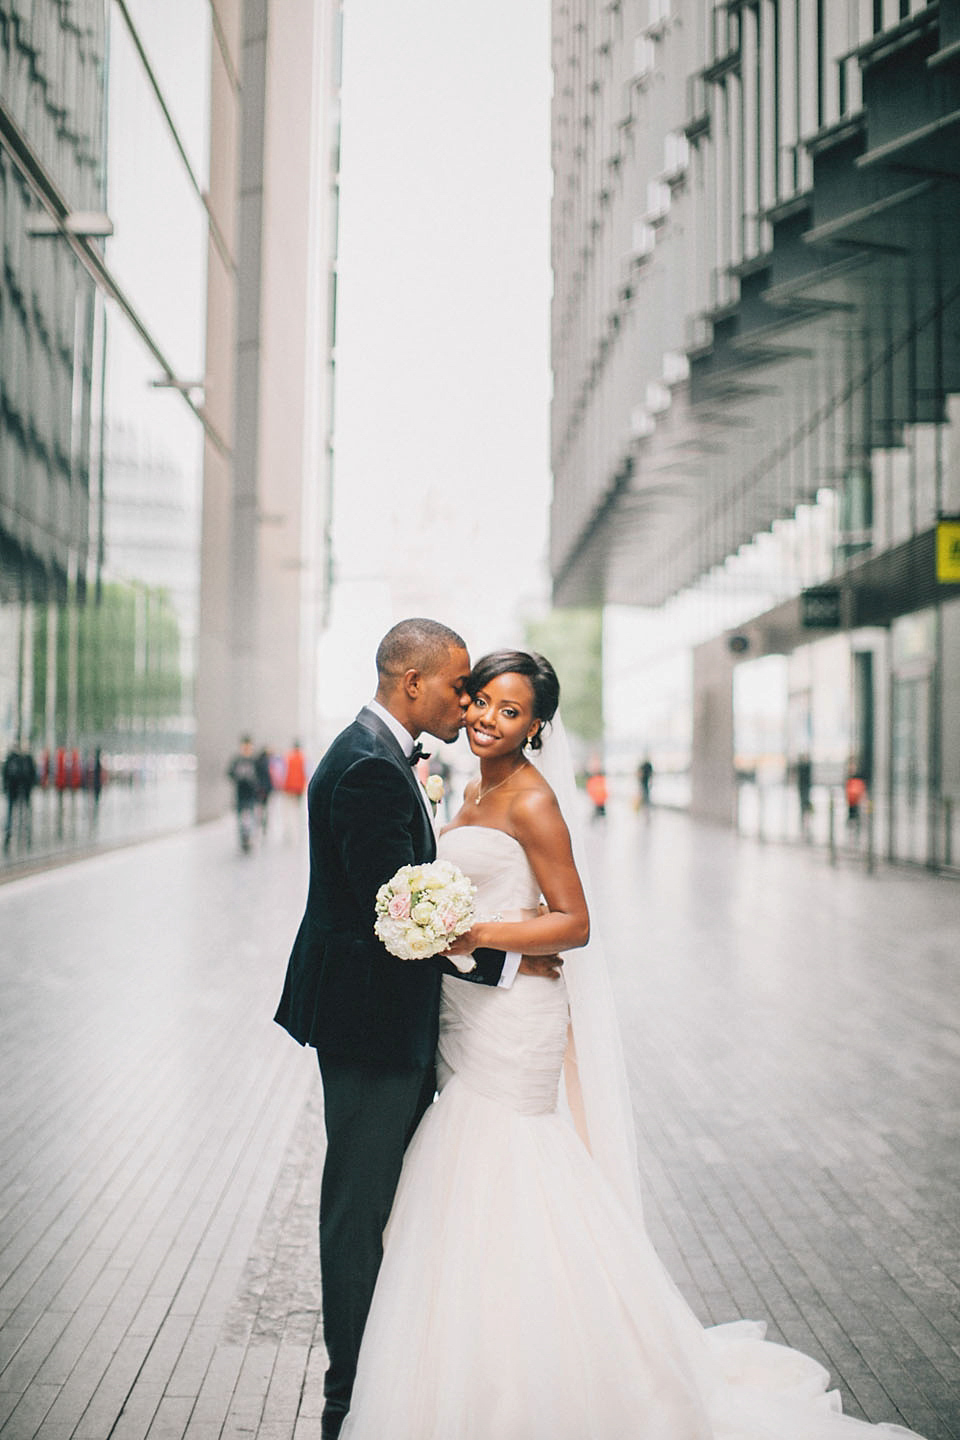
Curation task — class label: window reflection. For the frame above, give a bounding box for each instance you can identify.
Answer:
[1,5,209,868]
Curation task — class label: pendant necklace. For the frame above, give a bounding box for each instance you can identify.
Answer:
[475,759,527,806]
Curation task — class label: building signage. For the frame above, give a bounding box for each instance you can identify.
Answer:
[801,587,842,628]
[936,520,960,582]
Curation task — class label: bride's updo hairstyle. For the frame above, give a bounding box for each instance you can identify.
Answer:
[466,650,560,751]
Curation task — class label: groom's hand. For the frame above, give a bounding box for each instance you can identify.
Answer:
[518,954,563,980]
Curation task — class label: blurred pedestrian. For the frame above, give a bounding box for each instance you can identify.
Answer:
[795,753,813,840]
[845,760,866,834]
[87,747,105,820]
[255,746,274,836]
[227,736,259,852]
[280,739,308,844]
[637,757,653,809]
[3,739,37,854]
[585,767,607,820]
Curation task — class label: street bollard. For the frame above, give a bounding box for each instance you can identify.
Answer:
[828,789,837,866]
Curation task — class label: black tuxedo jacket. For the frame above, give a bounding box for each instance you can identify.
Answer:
[274,708,506,1069]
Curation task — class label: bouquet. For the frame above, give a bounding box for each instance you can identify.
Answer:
[374,859,477,971]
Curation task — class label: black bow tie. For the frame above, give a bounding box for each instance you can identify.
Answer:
[408,741,430,767]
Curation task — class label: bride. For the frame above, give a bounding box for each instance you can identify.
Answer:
[340,649,923,1440]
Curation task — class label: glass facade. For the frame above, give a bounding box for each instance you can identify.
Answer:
[552,0,960,870]
[0,1,211,866]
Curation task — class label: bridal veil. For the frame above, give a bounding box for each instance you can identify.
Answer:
[530,714,645,1217]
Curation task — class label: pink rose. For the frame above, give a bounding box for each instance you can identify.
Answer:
[388,894,411,920]
[439,908,458,931]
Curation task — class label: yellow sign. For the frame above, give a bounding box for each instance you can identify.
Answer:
[937,521,960,582]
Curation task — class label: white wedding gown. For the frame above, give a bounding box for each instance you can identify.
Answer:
[341,826,922,1440]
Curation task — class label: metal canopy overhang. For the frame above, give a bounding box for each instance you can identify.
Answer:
[553,6,960,610]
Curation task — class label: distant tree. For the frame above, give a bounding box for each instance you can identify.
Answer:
[32,581,183,742]
[525,608,603,744]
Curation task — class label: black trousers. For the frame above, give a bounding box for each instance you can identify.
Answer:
[317,1056,435,1437]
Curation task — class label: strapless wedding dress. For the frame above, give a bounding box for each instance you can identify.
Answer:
[341,826,922,1440]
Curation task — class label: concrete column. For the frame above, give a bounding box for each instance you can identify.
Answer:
[690,635,737,826]
[252,0,335,755]
[195,0,337,817]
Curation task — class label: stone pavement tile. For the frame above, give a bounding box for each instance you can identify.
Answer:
[133,1315,193,1392]
[221,1343,278,1430]
[297,1347,325,1420]
[25,1307,106,1392]
[0,1312,69,1403]
[186,1344,245,1429]
[68,1330,156,1439]
[30,1423,76,1440]
[260,1344,309,1431]
[144,1396,194,1440]
[0,1380,61,1438]
[165,1325,219,1400]
[0,1390,22,1431]
[12,1323,129,1435]
[100,1384,164,1440]
[127,1297,175,1343]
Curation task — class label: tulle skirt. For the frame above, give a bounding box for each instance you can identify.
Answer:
[341,1070,922,1440]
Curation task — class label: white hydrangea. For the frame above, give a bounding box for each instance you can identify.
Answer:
[374,859,477,970]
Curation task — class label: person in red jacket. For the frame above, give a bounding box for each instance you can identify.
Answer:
[585,767,608,820]
[281,740,308,844]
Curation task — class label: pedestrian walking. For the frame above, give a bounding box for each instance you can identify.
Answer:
[3,740,37,854]
[795,753,813,839]
[254,746,274,836]
[586,767,608,819]
[87,747,105,822]
[845,759,866,834]
[637,757,653,809]
[227,737,259,852]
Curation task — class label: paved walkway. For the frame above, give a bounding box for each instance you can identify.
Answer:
[0,805,958,1439]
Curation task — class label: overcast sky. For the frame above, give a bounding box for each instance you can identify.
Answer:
[318,0,553,725]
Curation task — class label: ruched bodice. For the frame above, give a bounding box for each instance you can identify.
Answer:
[435,826,569,1116]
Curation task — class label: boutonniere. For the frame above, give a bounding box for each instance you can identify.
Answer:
[425,773,444,815]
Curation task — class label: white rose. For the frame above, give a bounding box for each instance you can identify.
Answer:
[425,774,444,804]
[411,900,436,925]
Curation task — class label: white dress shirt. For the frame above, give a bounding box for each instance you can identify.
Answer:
[366,700,521,989]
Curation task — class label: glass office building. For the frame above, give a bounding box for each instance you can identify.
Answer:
[0,0,341,866]
[550,0,960,868]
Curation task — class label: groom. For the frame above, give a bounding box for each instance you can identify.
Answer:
[274,618,560,1439]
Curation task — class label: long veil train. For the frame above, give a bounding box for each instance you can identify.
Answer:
[530,714,645,1215]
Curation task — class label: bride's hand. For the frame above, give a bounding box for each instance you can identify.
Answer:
[441,927,479,958]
